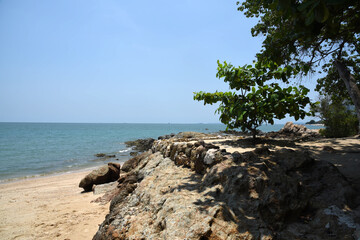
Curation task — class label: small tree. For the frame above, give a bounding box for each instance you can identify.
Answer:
[194,61,314,139]
[314,96,359,137]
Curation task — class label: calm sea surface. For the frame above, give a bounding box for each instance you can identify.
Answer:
[0,122,321,182]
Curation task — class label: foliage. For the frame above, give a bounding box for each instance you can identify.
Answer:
[237,0,360,126]
[316,57,360,102]
[237,0,359,70]
[194,61,314,138]
[314,97,359,137]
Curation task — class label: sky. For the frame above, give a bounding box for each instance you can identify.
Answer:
[0,0,319,124]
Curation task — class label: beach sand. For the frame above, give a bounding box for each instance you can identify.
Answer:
[0,171,109,240]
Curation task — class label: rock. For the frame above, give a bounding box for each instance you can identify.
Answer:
[231,151,243,163]
[125,138,155,152]
[121,151,152,172]
[279,121,308,135]
[129,151,138,157]
[95,153,106,157]
[93,181,118,195]
[94,140,359,240]
[158,133,175,140]
[79,163,120,192]
[94,153,116,159]
[323,146,336,152]
[204,149,217,165]
[174,131,209,139]
[266,121,321,140]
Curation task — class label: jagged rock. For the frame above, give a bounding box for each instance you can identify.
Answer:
[279,121,309,135]
[92,181,118,195]
[79,163,120,192]
[93,142,359,240]
[174,131,209,139]
[266,122,321,140]
[125,138,155,152]
[94,153,116,159]
[203,149,223,165]
[121,151,152,172]
[158,133,175,140]
[129,151,138,157]
[204,148,217,165]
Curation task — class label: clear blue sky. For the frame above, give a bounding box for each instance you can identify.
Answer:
[0,0,318,123]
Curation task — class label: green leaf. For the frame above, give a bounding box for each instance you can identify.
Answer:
[298,0,317,12]
[315,1,329,23]
[305,12,315,25]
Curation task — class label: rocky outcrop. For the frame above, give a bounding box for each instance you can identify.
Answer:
[94,153,116,159]
[124,138,155,152]
[158,133,175,140]
[93,138,360,239]
[266,121,321,140]
[279,121,311,135]
[174,131,210,139]
[121,151,152,172]
[79,163,120,192]
[151,139,224,174]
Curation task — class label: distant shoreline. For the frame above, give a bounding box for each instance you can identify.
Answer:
[305,123,325,127]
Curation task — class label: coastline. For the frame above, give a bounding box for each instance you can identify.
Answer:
[1,130,359,239]
[0,169,109,240]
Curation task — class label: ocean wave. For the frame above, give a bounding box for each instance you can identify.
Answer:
[119,148,132,153]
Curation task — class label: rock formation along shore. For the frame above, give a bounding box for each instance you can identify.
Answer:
[91,129,360,239]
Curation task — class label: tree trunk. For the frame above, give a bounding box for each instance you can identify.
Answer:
[334,60,360,133]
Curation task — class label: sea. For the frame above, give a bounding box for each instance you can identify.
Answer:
[0,122,322,182]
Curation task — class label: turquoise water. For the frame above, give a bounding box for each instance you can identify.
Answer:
[0,122,320,181]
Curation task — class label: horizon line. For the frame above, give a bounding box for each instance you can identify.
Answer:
[0,121,225,124]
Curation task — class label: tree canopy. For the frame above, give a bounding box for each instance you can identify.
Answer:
[237,0,360,129]
[194,61,314,138]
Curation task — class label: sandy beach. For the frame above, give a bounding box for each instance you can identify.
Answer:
[0,171,109,240]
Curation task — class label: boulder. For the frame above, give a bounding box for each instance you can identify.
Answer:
[266,121,321,140]
[79,163,120,192]
[125,138,155,152]
[158,133,175,140]
[121,151,152,172]
[279,121,309,135]
[203,149,218,165]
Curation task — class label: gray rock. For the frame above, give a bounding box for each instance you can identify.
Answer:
[125,138,155,152]
[204,149,217,165]
[121,151,152,172]
[79,163,120,192]
[93,140,359,240]
[93,181,118,195]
